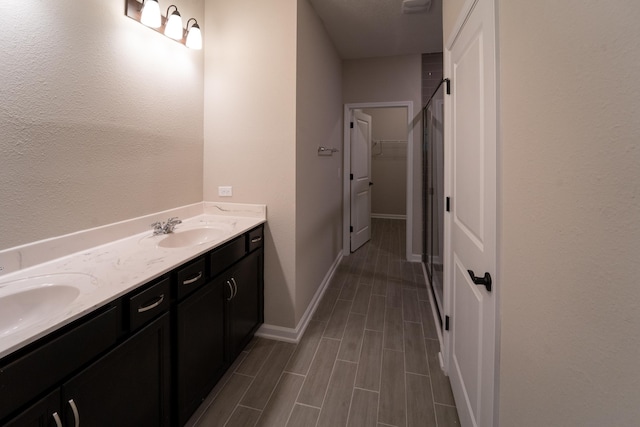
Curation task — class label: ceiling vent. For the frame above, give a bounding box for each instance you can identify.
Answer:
[401,0,432,14]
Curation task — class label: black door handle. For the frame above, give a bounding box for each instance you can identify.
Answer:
[369,182,374,186]
[467,270,492,292]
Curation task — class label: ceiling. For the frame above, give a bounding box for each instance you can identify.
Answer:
[308,0,443,59]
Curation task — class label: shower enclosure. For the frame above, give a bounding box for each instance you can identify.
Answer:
[422,80,446,327]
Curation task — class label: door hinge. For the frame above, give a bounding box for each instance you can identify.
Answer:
[445,315,450,331]
[350,121,354,129]
[446,197,451,212]
[445,78,451,95]
[350,226,353,232]
[350,173,354,180]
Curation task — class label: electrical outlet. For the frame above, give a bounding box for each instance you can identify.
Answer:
[218,186,233,197]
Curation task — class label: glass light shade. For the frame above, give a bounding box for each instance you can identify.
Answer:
[164,11,183,40]
[185,24,202,50]
[140,0,161,28]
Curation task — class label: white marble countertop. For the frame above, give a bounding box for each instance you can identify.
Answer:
[0,203,266,360]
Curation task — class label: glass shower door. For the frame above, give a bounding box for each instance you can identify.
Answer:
[423,81,445,326]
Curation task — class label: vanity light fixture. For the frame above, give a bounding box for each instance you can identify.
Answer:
[125,0,202,49]
[185,18,202,50]
[164,5,183,40]
[140,0,161,28]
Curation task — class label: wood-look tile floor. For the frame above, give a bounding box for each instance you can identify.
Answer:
[187,219,460,427]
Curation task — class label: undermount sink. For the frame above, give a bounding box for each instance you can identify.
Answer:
[158,225,231,248]
[0,273,98,337]
[140,224,232,249]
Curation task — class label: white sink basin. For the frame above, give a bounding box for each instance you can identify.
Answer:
[0,273,98,337]
[140,224,232,249]
[158,227,229,248]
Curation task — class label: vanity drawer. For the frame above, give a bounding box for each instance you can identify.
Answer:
[210,236,245,278]
[248,226,264,253]
[176,257,206,300]
[128,278,170,331]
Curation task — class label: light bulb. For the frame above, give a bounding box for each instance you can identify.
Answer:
[140,0,161,28]
[185,22,202,50]
[165,9,183,40]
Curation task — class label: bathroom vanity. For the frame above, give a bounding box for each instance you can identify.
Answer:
[0,205,265,427]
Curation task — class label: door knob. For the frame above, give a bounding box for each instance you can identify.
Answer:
[369,182,374,186]
[467,270,492,292]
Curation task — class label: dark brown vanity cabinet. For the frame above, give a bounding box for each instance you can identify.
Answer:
[2,389,61,427]
[176,225,264,425]
[4,315,170,427]
[0,305,120,425]
[59,313,171,427]
[1,280,171,427]
[1,224,264,427]
[175,276,225,426]
[217,226,264,363]
[222,249,263,362]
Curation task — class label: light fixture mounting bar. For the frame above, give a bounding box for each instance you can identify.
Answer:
[125,0,186,45]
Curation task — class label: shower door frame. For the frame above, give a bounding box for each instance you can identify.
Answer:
[422,80,447,330]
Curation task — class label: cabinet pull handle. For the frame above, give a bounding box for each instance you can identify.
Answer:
[251,236,262,243]
[183,272,203,285]
[68,399,80,427]
[52,412,63,427]
[137,294,165,313]
[231,277,238,299]
[226,281,234,301]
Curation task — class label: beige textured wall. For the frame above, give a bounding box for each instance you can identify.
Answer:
[443,0,469,42]
[498,2,640,425]
[343,55,422,256]
[0,0,204,250]
[362,108,408,217]
[445,0,640,423]
[295,0,343,324]
[203,0,298,328]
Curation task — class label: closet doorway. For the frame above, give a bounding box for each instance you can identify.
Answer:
[365,107,408,222]
[343,101,415,261]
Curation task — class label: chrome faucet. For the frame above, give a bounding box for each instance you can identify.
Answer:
[151,217,182,235]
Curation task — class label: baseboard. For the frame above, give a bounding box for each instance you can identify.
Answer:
[255,251,343,343]
[438,351,446,373]
[253,324,301,343]
[371,213,407,220]
[409,253,422,263]
[428,255,443,265]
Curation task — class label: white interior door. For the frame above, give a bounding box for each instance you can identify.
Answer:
[350,110,372,252]
[445,0,497,426]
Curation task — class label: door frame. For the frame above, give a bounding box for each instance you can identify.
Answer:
[443,0,501,424]
[343,101,415,261]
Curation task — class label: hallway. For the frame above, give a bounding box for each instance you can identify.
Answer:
[188,218,460,426]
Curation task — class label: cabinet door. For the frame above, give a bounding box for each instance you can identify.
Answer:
[226,249,263,361]
[61,313,171,427]
[176,280,225,426]
[2,389,61,427]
